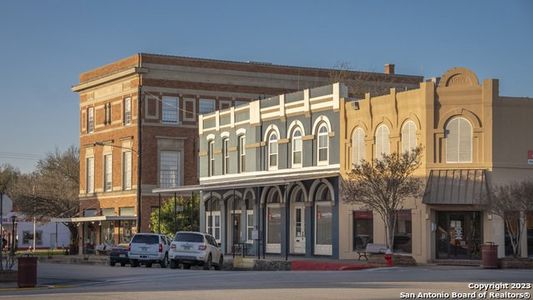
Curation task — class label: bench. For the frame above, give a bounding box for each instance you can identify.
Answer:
[356,243,388,261]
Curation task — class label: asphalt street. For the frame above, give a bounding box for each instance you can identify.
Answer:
[0,263,532,300]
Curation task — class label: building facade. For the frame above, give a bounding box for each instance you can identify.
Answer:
[156,67,533,263]
[72,53,421,250]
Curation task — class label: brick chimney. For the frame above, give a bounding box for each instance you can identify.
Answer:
[384,64,395,75]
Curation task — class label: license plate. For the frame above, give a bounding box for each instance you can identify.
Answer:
[183,245,191,250]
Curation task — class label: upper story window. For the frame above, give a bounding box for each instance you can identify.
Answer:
[104,154,112,192]
[162,96,179,124]
[352,127,365,168]
[222,138,229,175]
[445,117,472,163]
[122,151,132,190]
[199,99,216,114]
[317,124,329,165]
[238,135,246,173]
[375,124,390,161]
[292,128,303,168]
[104,103,112,125]
[87,107,94,133]
[160,151,180,188]
[124,97,131,125]
[401,120,417,154]
[86,157,94,193]
[268,132,278,170]
[208,140,215,176]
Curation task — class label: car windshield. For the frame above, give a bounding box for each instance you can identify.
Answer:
[131,235,159,244]
[175,233,204,243]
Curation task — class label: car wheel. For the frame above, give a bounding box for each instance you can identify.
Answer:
[183,264,191,269]
[131,260,139,268]
[203,254,212,270]
[214,255,223,270]
[160,254,168,268]
[109,260,115,267]
[120,262,126,267]
[170,259,178,269]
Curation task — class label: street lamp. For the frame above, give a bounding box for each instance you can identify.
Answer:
[10,215,16,256]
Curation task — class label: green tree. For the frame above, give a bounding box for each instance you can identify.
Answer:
[150,194,200,237]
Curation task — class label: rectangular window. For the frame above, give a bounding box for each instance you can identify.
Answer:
[394,209,412,253]
[219,100,232,110]
[101,208,115,216]
[162,96,179,124]
[222,139,229,175]
[104,154,112,192]
[208,141,214,176]
[160,151,180,188]
[86,157,94,193]
[122,151,132,190]
[238,135,246,173]
[184,98,195,121]
[22,231,43,245]
[246,210,254,243]
[353,211,373,251]
[87,107,94,133]
[199,99,216,114]
[104,103,112,125]
[124,97,131,125]
[206,211,221,242]
[267,207,281,244]
[316,204,332,245]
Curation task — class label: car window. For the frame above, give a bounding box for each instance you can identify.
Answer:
[131,235,159,244]
[208,236,217,247]
[175,233,204,243]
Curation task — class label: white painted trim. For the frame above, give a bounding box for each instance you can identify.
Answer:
[263,124,281,141]
[206,134,215,141]
[266,203,281,254]
[236,128,246,136]
[316,123,329,166]
[287,120,306,136]
[314,201,333,256]
[312,115,331,135]
[220,131,230,138]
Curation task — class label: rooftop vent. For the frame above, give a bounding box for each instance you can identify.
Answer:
[384,64,395,75]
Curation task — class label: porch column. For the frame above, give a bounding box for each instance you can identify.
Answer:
[220,199,227,255]
[280,202,288,258]
[240,197,247,245]
[199,193,206,233]
[331,178,340,259]
[305,201,313,257]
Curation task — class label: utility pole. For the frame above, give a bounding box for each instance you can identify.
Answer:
[1,192,4,271]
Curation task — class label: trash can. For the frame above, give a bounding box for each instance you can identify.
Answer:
[481,243,498,269]
[17,256,38,288]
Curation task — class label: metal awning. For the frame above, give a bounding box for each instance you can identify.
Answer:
[422,169,489,205]
[153,167,340,194]
[51,215,137,223]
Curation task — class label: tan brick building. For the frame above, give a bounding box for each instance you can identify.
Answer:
[71,53,422,251]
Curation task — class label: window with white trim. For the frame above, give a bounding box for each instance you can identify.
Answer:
[317,124,329,164]
[246,210,254,243]
[86,157,94,193]
[124,97,131,125]
[208,140,215,176]
[199,99,216,114]
[162,96,179,124]
[401,120,417,154]
[375,124,390,160]
[122,151,132,190]
[292,128,303,168]
[222,138,229,175]
[352,127,365,167]
[104,154,112,192]
[159,151,180,188]
[268,132,278,170]
[87,107,94,133]
[238,135,246,173]
[445,117,472,163]
[206,211,221,242]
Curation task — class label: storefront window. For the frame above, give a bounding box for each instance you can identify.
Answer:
[353,211,373,251]
[528,212,533,257]
[316,204,332,245]
[267,207,281,244]
[101,221,115,245]
[394,209,412,253]
[119,220,135,244]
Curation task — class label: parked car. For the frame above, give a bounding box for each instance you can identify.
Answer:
[169,231,223,270]
[109,245,129,267]
[128,233,171,268]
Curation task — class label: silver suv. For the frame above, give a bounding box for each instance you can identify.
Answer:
[169,231,223,270]
[128,233,171,268]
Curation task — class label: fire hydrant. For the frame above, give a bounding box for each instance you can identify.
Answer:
[384,249,393,267]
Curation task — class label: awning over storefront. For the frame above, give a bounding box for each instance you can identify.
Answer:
[422,169,489,205]
[152,166,340,194]
[50,215,137,223]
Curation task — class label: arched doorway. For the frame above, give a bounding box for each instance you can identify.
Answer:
[314,182,333,256]
[265,187,282,254]
[290,185,306,254]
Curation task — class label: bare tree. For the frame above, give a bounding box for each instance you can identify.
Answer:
[10,146,80,249]
[341,147,423,251]
[487,181,533,257]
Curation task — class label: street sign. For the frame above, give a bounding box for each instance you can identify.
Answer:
[528,150,533,165]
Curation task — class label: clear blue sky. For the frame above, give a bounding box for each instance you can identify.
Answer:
[1,0,532,172]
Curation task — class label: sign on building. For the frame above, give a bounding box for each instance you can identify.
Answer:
[528,150,533,165]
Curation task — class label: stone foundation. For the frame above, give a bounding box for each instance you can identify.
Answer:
[499,258,533,269]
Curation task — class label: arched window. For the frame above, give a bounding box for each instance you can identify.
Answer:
[238,135,246,173]
[445,117,472,163]
[292,128,303,168]
[317,124,329,165]
[352,128,365,167]
[401,120,417,154]
[208,140,215,176]
[222,138,229,175]
[375,124,390,160]
[268,132,278,170]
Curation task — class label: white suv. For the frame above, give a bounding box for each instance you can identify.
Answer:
[169,231,223,270]
[128,233,171,268]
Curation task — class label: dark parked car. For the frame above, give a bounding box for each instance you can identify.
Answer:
[109,245,130,266]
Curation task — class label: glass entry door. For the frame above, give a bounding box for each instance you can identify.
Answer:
[293,206,305,254]
[436,211,482,259]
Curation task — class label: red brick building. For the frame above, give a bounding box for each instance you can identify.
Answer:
[72,53,422,250]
